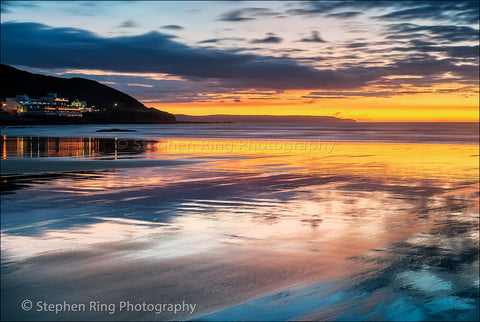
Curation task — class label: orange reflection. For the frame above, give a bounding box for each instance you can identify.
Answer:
[2,137,101,159]
[147,139,479,181]
[2,136,6,160]
[2,137,478,182]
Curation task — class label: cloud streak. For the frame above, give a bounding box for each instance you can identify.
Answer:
[288,1,479,24]
[198,37,245,44]
[299,31,326,43]
[218,7,282,22]
[118,19,139,28]
[250,34,283,44]
[386,23,479,43]
[161,24,184,30]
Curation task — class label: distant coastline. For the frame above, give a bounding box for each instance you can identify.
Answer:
[175,114,357,123]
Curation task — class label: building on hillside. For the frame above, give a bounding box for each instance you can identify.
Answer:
[71,99,91,112]
[2,93,86,117]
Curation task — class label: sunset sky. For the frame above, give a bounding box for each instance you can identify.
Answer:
[1,0,479,121]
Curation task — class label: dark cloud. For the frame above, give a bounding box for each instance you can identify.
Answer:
[299,31,326,43]
[118,19,139,28]
[1,1,38,13]
[288,1,479,24]
[295,57,326,63]
[368,28,479,61]
[198,37,245,44]
[279,48,305,53]
[387,57,478,81]
[287,1,396,16]
[2,22,477,94]
[445,46,479,59]
[327,11,362,18]
[378,1,479,24]
[386,23,479,43]
[161,25,184,30]
[347,42,368,48]
[384,33,428,40]
[307,89,450,98]
[390,42,479,59]
[250,34,283,44]
[218,8,280,22]
[219,9,253,22]
[198,39,222,44]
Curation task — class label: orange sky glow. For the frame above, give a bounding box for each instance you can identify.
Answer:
[148,90,479,122]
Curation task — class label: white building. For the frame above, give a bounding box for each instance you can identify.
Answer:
[2,93,85,117]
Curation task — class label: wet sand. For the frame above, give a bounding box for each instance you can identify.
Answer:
[1,136,479,321]
[1,158,197,175]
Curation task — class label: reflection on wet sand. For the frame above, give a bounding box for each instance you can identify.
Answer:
[1,136,479,321]
[1,136,151,159]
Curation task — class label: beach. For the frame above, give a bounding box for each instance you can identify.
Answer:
[1,123,479,321]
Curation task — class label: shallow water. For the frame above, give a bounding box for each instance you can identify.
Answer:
[2,122,479,144]
[1,123,479,321]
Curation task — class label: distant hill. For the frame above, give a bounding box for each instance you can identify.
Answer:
[0,64,175,123]
[175,114,356,123]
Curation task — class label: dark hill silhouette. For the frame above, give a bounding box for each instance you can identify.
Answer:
[0,64,175,123]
